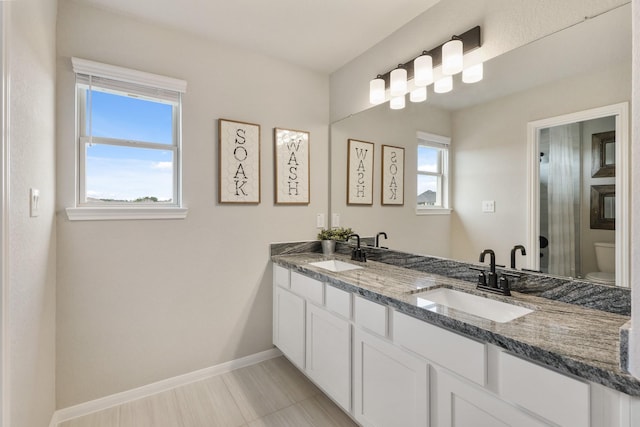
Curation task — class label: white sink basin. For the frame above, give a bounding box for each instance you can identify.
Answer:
[414,288,533,323]
[308,260,363,273]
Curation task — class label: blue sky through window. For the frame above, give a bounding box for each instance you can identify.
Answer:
[84,90,175,202]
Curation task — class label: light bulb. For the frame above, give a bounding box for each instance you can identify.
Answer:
[409,87,427,103]
[462,62,483,83]
[442,38,463,75]
[434,76,453,93]
[390,67,407,97]
[369,76,385,104]
[390,95,405,110]
[413,54,433,87]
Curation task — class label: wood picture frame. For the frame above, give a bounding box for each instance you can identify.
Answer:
[347,139,374,205]
[274,128,310,204]
[590,184,615,230]
[381,145,404,205]
[218,118,261,204]
[591,130,615,178]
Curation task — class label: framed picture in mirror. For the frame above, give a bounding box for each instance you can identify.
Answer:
[347,139,374,205]
[381,145,404,205]
[274,128,310,204]
[591,130,615,177]
[590,184,615,230]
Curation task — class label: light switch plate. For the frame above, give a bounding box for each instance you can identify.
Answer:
[332,213,340,227]
[30,188,40,217]
[316,213,325,228]
[482,200,495,213]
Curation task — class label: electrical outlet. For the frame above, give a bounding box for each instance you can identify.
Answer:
[332,213,340,227]
[316,213,325,228]
[482,200,495,213]
[30,188,40,217]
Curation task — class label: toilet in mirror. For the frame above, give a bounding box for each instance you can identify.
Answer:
[585,242,615,285]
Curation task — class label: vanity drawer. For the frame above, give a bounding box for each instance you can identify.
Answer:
[354,295,387,337]
[498,351,589,427]
[273,264,290,289]
[393,312,486,385]
[291,271,324,305]
[325,285,351,319]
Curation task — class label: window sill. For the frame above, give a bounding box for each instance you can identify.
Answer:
[66,206,188,221]
[416,207,452,216]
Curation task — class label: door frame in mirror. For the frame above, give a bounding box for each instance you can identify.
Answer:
[526,102,629,287]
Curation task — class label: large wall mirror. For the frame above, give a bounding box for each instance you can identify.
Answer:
[329,4,631,286]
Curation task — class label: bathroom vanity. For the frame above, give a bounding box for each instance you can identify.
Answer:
[271,245,640,427]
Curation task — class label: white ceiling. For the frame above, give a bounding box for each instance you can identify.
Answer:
[75,0,441,73]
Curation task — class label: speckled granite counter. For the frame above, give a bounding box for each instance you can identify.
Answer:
[271,251,640,397]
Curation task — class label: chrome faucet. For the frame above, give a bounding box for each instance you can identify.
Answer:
[348,233,367,262]
[375,232,388,248]
[510,245,527,269]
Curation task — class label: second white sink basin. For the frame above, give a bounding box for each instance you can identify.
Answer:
[309,260,363,273]
[414,288,533,323]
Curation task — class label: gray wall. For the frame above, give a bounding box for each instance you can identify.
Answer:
[7,0,58,425]
[55,0,329,407]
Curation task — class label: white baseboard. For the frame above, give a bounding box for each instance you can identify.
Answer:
[49,347,282,427]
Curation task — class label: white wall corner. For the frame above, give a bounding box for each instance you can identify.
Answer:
[629,0,640,378]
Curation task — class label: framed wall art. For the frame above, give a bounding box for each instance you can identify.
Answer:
[218,118,261,204]
[347,139,374,205]
[381,145,404,205]
[591,130,615,178]
[274,128,310,204]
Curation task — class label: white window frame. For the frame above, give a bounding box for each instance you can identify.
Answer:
[66,58,188,221]
[416,131,451,215]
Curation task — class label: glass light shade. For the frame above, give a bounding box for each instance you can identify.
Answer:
[390,67,407,97]
[390,95,405,110]
[413,54,433,87]
[434,75,453,93]
[409,86,427,103]
[442,38,463,75]
[462,62,483,83]
[369,77,385,104]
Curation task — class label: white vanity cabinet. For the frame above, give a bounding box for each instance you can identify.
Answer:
[272,264,352,412]
[272,263,640,427]
[273,285,305,369]
[435,368,549,427]
[306,301,351,410]
[353,327,429,427]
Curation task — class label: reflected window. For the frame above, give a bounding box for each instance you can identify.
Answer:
[417,133,450,212]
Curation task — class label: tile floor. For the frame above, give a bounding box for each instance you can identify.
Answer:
[58,356,359,427]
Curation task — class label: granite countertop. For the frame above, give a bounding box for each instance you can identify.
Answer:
[272,252,640,397]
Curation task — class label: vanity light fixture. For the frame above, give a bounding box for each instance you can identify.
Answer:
[367,26,481,110]
[369,75,385,104]
[413,52,433,87]
[390,65,407,97]
[442,37,464,75]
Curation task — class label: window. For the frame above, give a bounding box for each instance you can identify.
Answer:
[68,58,187,220]
[417,132,450,213]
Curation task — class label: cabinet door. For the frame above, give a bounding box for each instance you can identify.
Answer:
[435,369,548,427]
[306,302,351,411]
[353,327,428,427]
[273,286,305,368]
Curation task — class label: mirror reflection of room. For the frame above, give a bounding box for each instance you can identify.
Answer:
[538,116,615,284]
